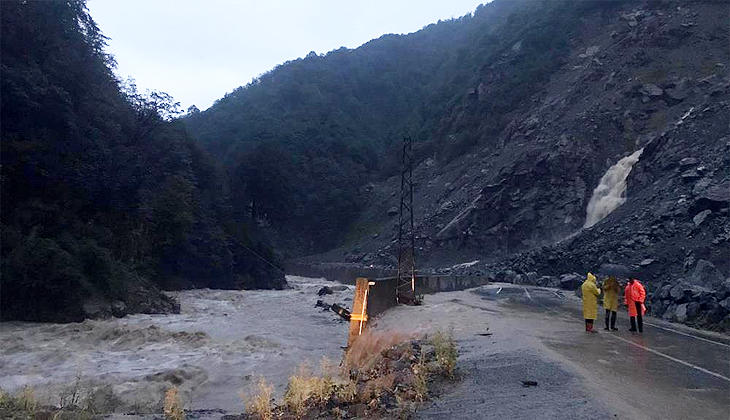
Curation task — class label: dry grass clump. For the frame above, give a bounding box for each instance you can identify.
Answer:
[344,330,414,372]
[282,360,336,418]
[235,329,459,419]
[246,376,273,420]
[18,386,39,412]
[0,386,41,419]
[239,331,457,420]
[431,330,458,379]
[0,386,39,415]
[411,352,428,402]
[163,386,185,420]
[1,382,125,420]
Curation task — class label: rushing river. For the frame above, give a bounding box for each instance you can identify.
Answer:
[0,276,352,415]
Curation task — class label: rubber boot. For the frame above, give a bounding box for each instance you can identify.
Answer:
[588,320,598,333]
[629,317,637,332]
[604,310,610,330]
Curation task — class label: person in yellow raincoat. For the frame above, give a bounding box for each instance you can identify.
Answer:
[602,276,620,331]
[581,273,601,333]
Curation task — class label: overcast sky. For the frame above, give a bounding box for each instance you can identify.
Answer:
[87,0,485,111]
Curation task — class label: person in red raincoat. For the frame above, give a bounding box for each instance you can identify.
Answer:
[625,278,646,332]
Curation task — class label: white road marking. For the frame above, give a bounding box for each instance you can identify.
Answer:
[644,321,730,349]
[496,287,502,295]
[523,287,532,300]
[607,333,730,383]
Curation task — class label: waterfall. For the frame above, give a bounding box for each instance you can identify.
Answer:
[584,149,643,228]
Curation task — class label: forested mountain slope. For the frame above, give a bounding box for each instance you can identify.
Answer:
[184,0,591,252]
[0,1,285,322]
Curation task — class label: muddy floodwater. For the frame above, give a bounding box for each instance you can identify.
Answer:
[0,276,351,414]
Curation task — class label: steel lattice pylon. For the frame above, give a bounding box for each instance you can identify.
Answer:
[396,136,420,305]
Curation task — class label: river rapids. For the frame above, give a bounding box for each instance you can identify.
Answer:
[0,276,351,415]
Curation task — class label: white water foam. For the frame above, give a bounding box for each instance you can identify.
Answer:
[0,276,353,414]
[584,149,643,228]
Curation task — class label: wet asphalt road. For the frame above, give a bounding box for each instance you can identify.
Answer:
[373,283,730,420]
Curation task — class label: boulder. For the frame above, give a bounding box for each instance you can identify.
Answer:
[526,271,539,285]
[692,209,712,226]
[691,178,730,214]
[318,286,334,296]
[699,295,719,310]
[689,260,725,288]
[668,282,706,303]
[659,283,673,299]
[679,157,698,167]
[708,303,727,323]
[663,303,677,320]
[720,297,730,311]
[640,83,663,96]
[681,169,702,180]
[82,300,111,319]
[665,84,690,101]
[537,276,560,288]
[559,273,583,290]
[720,279,730,299]
[686,302,701,320]
[496,270,517,284]
[639,258,655,267]
[111,300,127,318]
[693,178,712,195]
[704,179,730,202]
[651,299,667,316]
[675,303,688,323]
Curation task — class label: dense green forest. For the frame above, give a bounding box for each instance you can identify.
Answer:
[0,1,285,322]
[185,0,616,254]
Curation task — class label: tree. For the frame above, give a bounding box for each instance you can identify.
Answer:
[186,105,200,115]
[121,77,182,143]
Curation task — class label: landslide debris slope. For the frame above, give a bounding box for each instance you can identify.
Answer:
[338,0,729,287]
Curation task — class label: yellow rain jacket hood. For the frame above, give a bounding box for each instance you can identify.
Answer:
[581,272,601,320]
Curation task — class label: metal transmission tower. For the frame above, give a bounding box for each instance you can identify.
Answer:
[396,136,420,305]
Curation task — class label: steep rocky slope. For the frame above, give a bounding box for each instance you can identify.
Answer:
[304,0,729,330]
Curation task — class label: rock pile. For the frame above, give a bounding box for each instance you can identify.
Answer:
[648,278,730,331]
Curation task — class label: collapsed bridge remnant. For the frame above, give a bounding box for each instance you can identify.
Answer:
[315,299,352,321]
